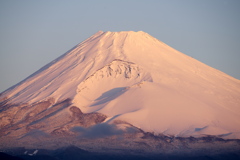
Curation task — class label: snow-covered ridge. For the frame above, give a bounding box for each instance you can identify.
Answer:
[79,59,151,82]
[72,59,152,112]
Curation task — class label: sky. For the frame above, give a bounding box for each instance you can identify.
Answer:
[0,0,240,92]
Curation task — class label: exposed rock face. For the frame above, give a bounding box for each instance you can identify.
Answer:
[51,106,107,136]
[0,99,107,138]
[69,106,107,126]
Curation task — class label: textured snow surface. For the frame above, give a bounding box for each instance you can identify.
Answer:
[1,31,240,139]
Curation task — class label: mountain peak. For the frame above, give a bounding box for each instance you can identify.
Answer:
[98,30,146,34]
[107,30,150,37]
[91,30,151,40]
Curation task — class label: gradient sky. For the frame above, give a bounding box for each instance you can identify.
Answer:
[0,0,240,92]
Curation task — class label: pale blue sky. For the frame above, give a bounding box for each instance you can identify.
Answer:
[0,0,240,92]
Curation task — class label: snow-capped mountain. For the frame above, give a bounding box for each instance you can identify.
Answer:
[0,31,240,146]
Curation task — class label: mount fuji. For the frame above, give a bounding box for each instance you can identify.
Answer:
[0,31,240,158]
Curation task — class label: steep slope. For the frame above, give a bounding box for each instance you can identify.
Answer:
[0,31,240,141]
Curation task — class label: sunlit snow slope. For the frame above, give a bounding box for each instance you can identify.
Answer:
[1,31,240,139]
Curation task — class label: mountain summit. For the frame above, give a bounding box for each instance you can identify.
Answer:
[1,31,240,148]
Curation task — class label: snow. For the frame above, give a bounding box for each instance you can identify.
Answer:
[1,31,240,139]
[24,150,38,156]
